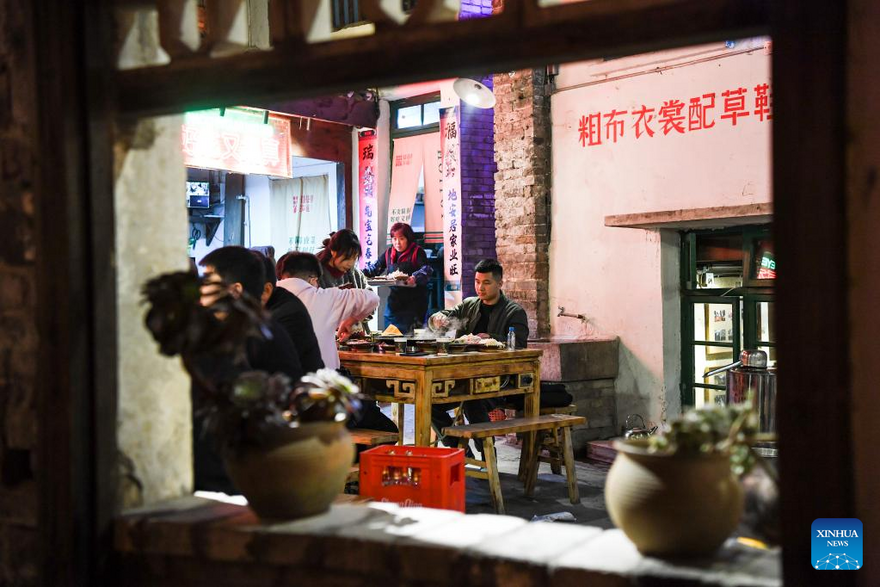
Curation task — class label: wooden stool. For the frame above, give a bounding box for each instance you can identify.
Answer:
[347,428,400,482]
[442,414,585,514]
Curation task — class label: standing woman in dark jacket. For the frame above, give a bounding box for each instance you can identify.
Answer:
[363,222,433,332]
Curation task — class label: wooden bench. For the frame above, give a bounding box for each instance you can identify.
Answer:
[347,429,400,482]
[442,414,586,515]
[514,405,581,477]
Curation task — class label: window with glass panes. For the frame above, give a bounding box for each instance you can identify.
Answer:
[681,226,775,408]
[390,93,441,137]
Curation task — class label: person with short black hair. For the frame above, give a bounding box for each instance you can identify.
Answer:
[276,252,379,370]
[363,222,433,332]
[255,253,324,373]
[194,246,304,493]
[276,252,396,438]
[427,258,529,454]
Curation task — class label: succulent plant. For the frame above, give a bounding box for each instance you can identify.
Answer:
[142,271,363,454]
[647,403,769,478]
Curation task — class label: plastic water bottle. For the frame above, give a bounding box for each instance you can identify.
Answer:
[506,326,516,350]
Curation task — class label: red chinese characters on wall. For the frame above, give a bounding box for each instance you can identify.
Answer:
[577,82,772,148]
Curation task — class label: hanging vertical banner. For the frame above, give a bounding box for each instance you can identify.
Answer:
[422,132,444,244]
[269,176,331,255]
[387,135,425,231]
[357,130,378,268]
[440,106,463,308]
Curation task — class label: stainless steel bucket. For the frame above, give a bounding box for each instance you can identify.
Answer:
[726,350,777,436]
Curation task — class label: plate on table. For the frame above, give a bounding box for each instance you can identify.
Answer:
[344,341,375,353]
[399,350,428,357]
[446,343,469,354]
[476,344,506,352]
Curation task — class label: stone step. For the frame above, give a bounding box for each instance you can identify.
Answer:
[586,439,617,464]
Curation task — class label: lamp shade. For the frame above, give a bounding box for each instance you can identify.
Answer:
[453,78,496,109]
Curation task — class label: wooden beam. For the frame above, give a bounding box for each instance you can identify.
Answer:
[260,95,380,129]
[116,0,769,118]
[604,203,772,229]
[772,1,856,585]
[33,0,119,583]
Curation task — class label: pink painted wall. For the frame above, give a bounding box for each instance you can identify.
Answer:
[549,38,772,425]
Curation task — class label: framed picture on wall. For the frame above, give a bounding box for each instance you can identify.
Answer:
[706,305,734,359]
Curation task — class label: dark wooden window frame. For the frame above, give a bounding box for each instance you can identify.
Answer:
[36,2,861,586]
[390,92,442,138]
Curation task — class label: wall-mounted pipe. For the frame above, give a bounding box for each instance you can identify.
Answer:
[557,306,587,322]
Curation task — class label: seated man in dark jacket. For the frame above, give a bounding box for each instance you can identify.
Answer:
[193,246,304,494]
[256,253,324,373]
[427,259,529,454]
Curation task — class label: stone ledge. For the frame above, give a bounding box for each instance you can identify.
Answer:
[114,497,781,587]
[530,338,619,381]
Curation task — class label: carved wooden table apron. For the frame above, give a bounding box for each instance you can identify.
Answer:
[339,349,543,453]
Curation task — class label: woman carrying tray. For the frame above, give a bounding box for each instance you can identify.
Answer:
[363,222,433,333]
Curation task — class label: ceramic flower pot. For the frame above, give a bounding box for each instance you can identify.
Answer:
[605,439,744,556]
[225,421,354,520]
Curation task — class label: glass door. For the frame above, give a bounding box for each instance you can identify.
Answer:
[682,297,741,408]
[744,294,776,367]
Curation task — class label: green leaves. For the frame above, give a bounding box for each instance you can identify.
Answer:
[648,402,760,476]
[141,271,364,454]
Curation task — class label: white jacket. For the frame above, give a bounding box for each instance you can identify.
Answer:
[276,277,379,370]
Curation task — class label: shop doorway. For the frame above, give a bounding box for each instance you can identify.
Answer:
[681,226,776,407]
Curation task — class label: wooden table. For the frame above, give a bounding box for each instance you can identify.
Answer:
[339,349,543,447]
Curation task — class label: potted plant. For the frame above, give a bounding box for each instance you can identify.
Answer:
[604,403,775,557]
[141,271,361,520]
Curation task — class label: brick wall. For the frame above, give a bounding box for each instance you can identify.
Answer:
[458,76,497,298]
[492,68,552,339]
[458,0,494,19]
[0,1,40,584]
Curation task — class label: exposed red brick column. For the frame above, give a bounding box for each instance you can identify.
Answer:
[492,68,552,339]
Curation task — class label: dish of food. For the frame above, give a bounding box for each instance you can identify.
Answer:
[453,334,484,345]
[446,343,469,353]
[388,270,409,280]
[344,341,374,353]
[381,324,403,336]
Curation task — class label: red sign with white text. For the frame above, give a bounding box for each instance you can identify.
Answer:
[182,109,292,177]
[358,131,378,268]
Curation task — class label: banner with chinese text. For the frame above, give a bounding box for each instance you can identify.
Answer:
[269,176,331,255]
[182,108,292,178]
[357,131,379,268]
[440,106,462,308]
[422,133,443,244]
[387,135,425,231]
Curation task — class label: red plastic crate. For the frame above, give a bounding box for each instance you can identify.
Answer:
[359,446,465,512]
